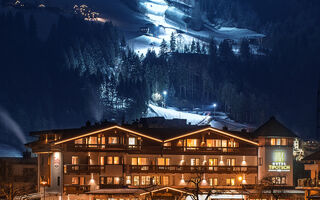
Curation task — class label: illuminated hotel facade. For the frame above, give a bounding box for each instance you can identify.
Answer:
[27,117,303,200]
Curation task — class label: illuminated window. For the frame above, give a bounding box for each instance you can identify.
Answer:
[271,138,284,146]
[72,177,79,185]
[226,178,235,186]
[75,139,82,144]
[208,158,218,170]
[157,158,170,166]
[228,140,239,147]
[99,156,104,165]
[80,177,85,185]
[145,176,151,185]
[214,178,218,186]
[222,140,228,147]
[133,176,139,186]
[191,158,200,166]
[272,176,286,185]
[114,177,120,184]
[207,139,214,147]
[138,158,147,165]
[164,142,171,147]
[187,139,199,147]
[89,137,97,144]
[177,140,183,146]
[108,137,118,144]
[114,156,120,164]
[107,156,113,164]
[141,176,146,185]
[215,140,221,147]
[72,156,79,165]
[101,136,106,145]
[126,176,131,185]
[107,177,113,184]
[281,138,287,146]
[132,158,147,165]
[107,156,120,165]
[100,177,104,184]
[128,137,137,146]
[132,158,137,165]
[209,178,218,186]
[163,176,169,185]
[153,176,161,185]
[227,158,236,166]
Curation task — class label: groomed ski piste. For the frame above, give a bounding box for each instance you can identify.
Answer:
[147,104,254,131]
[128,0,265,55]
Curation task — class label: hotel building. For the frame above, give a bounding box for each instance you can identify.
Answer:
[27,117,302,200]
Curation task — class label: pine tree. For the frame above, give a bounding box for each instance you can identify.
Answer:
[160,39,168,55]
[184,44,190,53]
[170,32,176,52]
[190,40,196,53]
[219,39,234,59]
[196,41,201,54]
[120,35,126,48]
[240,38,251,60]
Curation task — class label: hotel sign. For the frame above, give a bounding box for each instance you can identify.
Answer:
[268,150,290,172]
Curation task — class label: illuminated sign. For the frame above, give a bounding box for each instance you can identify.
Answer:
[268,150,290,172]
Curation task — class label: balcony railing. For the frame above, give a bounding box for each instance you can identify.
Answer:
[67,144,143,151]
[64,184,90,194]
[66,144,256,155]
[297,178,320,188]
[126,165,257,174]
[64,164,104,174]
[164,146,257,155]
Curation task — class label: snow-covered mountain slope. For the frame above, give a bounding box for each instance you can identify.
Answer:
[147,104,254,131]
[1,0,265,54]
[147,104,210,125]
[128,0,265,54]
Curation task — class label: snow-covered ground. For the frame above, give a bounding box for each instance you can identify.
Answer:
[127,0,265,55]
[147,104,254,131]
[147,104,211,125]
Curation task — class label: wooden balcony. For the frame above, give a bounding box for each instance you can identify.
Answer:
[297,178,320,189]
[163,146,258,155]
[64,164,104,174]
[126,165,257,174]
[64,184,90,194]
[66,144,143,152]
[66,144,257,155]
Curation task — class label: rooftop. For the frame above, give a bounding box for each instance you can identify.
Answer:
[254,116,298,138]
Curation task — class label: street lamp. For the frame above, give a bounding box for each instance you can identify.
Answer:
[213,103,217,118]
[162,90,167,107]
[40,181,48,200]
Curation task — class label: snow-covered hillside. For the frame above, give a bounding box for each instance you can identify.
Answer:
[147,104,255,131]
[128,0,265,54]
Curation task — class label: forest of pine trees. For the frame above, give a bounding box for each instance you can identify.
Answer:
[1,0,320,137]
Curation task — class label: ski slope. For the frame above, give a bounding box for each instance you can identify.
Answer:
[128,0,265,55]
[147,104,254,131]
[147,104,211,125]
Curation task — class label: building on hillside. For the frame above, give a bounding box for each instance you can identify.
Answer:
[297,150,320,199]
[0,151,37,198]
[26,117,304,200]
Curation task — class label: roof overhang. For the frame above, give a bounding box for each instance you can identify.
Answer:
[164,127,259,146]
[54,125,163,145]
